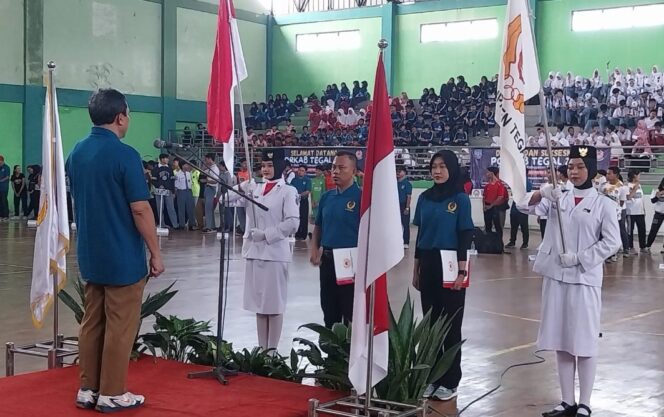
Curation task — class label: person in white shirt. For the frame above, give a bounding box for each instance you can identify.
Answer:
[635,67,645,88]
[551,89,565,125]
[645,110,660,130]
[230,148,299,352]
[524,146,620,417]
[602,167,629,259]
[650,65,662,86]
[617,124,632,144]
[174,159,196,230]
[625,170,647,253]
[610,100,628,126]
[551,72,564,90]
[565,93,579,126]
[202,152,221,233]
[646,177,664,252]
[608,88,625,110]
[605,125,624,160]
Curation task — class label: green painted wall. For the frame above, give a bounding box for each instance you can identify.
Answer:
[394,6,505,95]
[271,17,382,98]
[0,102,24,209]
[200,0,270,15]
[57,107,161,161]
[43,0,162,96]
[176,7,266,103]
[0,0,25,85]
[537,0,664,78]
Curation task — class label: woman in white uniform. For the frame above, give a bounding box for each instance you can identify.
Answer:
[232,149,299,352]
[526,146,621,417]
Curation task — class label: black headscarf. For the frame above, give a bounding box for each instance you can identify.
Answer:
[422,150,462,202]
[262,148,286,181]
[569,145,597,190]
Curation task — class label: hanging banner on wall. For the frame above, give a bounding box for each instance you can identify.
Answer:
[283,147,366,171]
[471,147,611,190]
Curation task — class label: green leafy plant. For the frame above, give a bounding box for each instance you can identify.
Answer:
[294,293,464,403]
[294,322,353,391]
[138,313,215,363]
[375,292,464,403]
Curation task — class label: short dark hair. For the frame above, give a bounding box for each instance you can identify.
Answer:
[397,166,407,173]
[88,89,128,126]
[159,153,169,160]
[487,166,499,176]
[557,165,568,178]
[608,166,620,176]
[205,153,216,160]
[335,151,358,167]
[597,169,607,177]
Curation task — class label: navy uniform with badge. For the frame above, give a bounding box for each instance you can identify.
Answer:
[311,151,361,328]
[526,146,620,417]
[413,150,474,401]
[397,166,413,247]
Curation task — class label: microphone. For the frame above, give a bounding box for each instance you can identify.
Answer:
[153,139,189,149]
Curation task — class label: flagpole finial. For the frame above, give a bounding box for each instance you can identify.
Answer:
[47,61,56,70]
[378,39,388,50]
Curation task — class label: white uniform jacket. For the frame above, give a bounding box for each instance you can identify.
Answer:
[532,187,621,287]
[231,179,299,262]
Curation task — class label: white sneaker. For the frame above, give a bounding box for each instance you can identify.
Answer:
[76,388,99,409]
[95,392,145,413]
[431,386,457,401]
[404,244,409,249]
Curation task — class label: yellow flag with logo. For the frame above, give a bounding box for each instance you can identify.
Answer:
[31,78,70,328]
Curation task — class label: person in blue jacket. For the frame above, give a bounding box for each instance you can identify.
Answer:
[412,150,474,402]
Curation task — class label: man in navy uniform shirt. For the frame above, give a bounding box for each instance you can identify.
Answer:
[66,89,164,412]
[310,151,361,328]
[397,166,413,249]
[291,165,311,240]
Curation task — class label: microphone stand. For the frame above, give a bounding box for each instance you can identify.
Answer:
[163,147,267,385]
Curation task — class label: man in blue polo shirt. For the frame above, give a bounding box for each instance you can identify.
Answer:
[310,151,361,328]
[291,165,311,240]
[66,89,164,413]
[397,166,413,249]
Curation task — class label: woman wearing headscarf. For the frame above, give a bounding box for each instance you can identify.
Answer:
[413,150,474,402]
[524,146,620,417]
[231,149,299,352]
[631,119,652,156]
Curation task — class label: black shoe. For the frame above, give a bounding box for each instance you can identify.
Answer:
[505,242,516,248]
[520,244,528,249]
[575,404,591,417]
[542,402,578,417]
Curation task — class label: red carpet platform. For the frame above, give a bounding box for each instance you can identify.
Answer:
[0,357,344,417]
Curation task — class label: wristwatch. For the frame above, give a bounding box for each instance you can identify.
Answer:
[458,270,468,277]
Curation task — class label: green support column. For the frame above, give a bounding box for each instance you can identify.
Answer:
[266,14,274,98]
[380,2,395,95]
[23,0,45,166]
[162,0,178,139]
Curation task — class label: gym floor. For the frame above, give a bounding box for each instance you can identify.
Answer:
[1,222,662,416]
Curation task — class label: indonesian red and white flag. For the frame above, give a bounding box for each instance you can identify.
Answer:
[495,0,540,204]
[348,52,403,395]
[31,79,69,328]
[207,0,247,172]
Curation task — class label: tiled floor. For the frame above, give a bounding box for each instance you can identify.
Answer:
[1,221,663,416]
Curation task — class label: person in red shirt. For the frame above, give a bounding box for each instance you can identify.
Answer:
[324,164,335,191]
[461,168,473,195]
[483,166,508,241]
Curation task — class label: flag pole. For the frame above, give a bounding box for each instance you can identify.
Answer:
[46,61,61,368]
[525,2,567,253]
[361,38,390,416]
[227,4,258,228]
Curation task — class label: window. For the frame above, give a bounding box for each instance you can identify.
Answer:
[296,30,361,53]
[572,4,664,32]
[420,19,498,43]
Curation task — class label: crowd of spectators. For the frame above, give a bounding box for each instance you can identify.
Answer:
[541,67,664,156]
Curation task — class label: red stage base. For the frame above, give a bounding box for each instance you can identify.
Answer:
[0,357,343,417]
